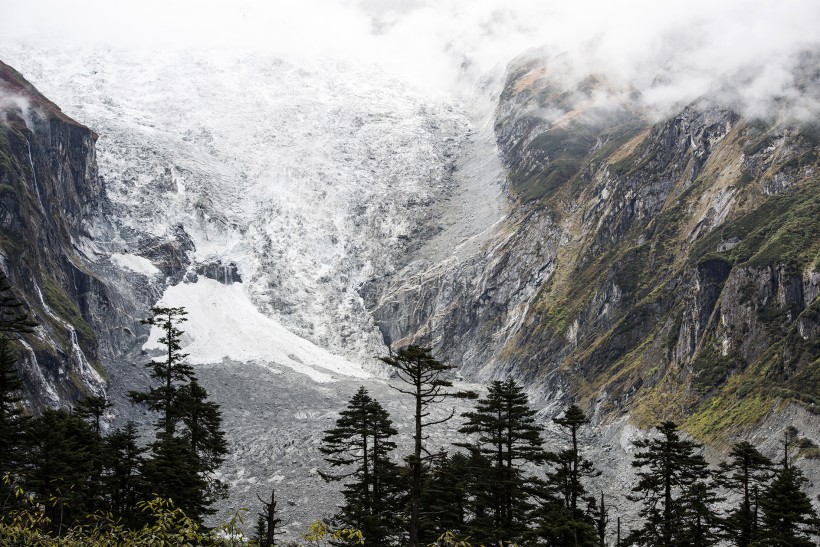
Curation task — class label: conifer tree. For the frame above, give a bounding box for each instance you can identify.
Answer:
[458,378,545,544]
[140,431,213,521]
[129,306,192,435]
[102,422,146,528]
[0,336,25,473]
[624,421,718,546]
[379,345,476,547]
[0,271,37,334]
[176,377,229,499]
[419,449,489,543]
[129,306,227,523]
[255,486,285,547]
[23,408,103,534]
[532,404,601,546]
[757,428,820,546]
[718,441,773,546]
[0,271,36,475]
[76,395,112,435]
[320,386,402,545]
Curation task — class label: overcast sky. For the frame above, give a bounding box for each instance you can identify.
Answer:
[2,0,819,118]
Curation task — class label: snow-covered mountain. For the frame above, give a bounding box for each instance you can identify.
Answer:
[1,43,498,368]
[2,36,818,536]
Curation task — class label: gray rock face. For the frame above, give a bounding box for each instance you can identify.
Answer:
[1,47,817,536]
[0,60,109,407]
[371,54,820,448]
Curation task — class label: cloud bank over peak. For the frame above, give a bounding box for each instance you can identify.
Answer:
[2,0,818,120]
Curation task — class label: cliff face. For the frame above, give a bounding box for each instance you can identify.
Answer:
[0,60,110,407]
[371,55,820,443]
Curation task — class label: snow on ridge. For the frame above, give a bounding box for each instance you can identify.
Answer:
[110,252,160,276]
[0,44,470,362]
[143,278,371,383]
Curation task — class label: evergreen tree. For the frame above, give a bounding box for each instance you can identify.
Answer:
[624,421,719,546]
[76,395,112,435]
[0,336,25,473]
[550,405,599,512]
[129,306,227,523]
[718,441,773,546]
[255,486,285,547]
[101,422,146,528]
[379,345,477,547]
[757,429,820,546]
[140,431,213,522]
[419,450,487,543]
[176,377,229,499]
[0,271,37,476]
[129,306,193,435]
[23,408,103,534]
[458,378,545,544]
[532,404,601,546]
[320,387,402,545]
[0,270,37,334]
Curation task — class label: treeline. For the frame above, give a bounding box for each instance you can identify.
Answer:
[0,273,818,546]
[0,281,230,542]
[305,345,820,547]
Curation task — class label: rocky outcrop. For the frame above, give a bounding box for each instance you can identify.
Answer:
[370,54,820,444]
[0,60,109,406]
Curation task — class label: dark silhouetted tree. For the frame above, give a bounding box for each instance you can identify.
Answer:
[102,421,146,528]
[757,428,820,546]
[0,271,37,334]
[255,486,285,547]
[129,306,192,435]
[0,336,25,473]
[23,408,102,535]
[718,441,773,546]
[458,378,545,544]
[624,421,717,546]
[379,345,476,547]
[76,395,112,435]
[320,386,402,545]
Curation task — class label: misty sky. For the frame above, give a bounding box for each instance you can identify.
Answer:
[2,0,819,118]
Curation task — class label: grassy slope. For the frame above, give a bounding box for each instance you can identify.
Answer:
[499,78,820,443]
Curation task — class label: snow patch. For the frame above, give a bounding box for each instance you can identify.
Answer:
[111,252,160,276]
[144,278,370,383]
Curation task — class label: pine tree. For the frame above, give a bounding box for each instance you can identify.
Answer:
[718,441,773,546]
[0,336,25,473]
[23,408,103,534]
[320,387,402,545]
[533,404,601,546]
[379,345,477,546]
[129,306,193,435]
[0,270,37,476]
[76,395,112,435]
[419,450,487,543]
[624,421,719,546]
[140,431,212,522]
[0,270,37,334]
[102,422,146,528]
[255,486,285,547]
[757,429,820,546]
[129,306,227,523]
[176,377,229,499]
[458,378,545,544]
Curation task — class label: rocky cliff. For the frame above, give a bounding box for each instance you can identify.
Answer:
[371,53,820,445]
[0,60,113,407]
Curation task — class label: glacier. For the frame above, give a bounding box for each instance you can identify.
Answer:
[0,40,510,530]
[0,43,499,366]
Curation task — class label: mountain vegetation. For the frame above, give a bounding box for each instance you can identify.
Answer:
[0,43,818,547]
[0,301,817,545]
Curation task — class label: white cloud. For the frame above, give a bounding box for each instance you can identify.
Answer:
[2,0,818,118]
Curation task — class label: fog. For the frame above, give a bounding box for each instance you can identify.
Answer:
[2,0,818,119]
